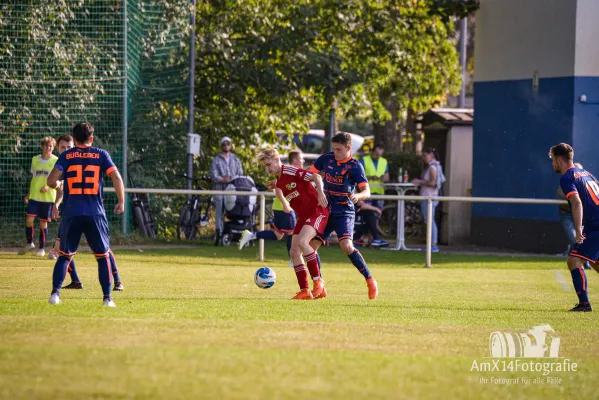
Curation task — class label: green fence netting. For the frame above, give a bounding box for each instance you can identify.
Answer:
[0,0,191,245]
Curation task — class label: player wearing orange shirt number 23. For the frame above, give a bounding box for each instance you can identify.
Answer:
[257,147,329,300]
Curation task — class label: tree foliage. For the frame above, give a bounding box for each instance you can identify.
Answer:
[193,0,479,166]
[0,0,478,239]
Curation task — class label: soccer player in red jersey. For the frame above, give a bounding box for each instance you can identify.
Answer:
[257,147,329,300]
[46,122,125,307]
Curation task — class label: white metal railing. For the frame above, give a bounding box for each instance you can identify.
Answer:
[105,187,567,267]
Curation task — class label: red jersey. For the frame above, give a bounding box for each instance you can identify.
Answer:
[275,165,326,219]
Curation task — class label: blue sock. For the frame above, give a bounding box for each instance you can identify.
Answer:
[39,227,48,249]
[256,230,277,241]
[26,226,33,244]
[570,268,589,304]
[286,235,292,256]
[96,254,112,300]
[52,256,72,296]
[348,250,372,279]
[108,251,121,282]
[68,258,81,283]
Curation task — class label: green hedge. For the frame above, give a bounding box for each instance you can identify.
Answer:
[385,152,425,183]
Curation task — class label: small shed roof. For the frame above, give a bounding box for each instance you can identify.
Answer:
[422,108,474,127]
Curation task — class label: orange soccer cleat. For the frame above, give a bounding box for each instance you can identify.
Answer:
[311,279,327,299]
[366,278,378,300]
[291,288,314,300]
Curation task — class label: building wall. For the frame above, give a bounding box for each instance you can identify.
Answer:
[442,126,473,245]
[472,0,599,252]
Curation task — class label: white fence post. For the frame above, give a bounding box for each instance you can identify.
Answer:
[259,194,265,262]
[426,198,433,268]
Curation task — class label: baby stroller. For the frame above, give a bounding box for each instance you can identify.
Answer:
[220,176,258,247]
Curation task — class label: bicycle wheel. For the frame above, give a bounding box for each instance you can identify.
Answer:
[379,204,398,237]
[405,201,424,239]
[142,205,156,239]
[133,205,148,237]
[177,204,197,240]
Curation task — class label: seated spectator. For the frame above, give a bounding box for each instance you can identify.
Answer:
[353,199,389,248]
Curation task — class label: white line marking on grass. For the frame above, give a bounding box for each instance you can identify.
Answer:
[553,270,571,292]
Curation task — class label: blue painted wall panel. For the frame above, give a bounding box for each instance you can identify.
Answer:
[472,77,575,221]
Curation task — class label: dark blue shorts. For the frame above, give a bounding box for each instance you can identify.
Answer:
[26,200,53,222]
[570,227,599,263]
[59,214,110,256]
[316,214,355,243]
[272,210,296,234]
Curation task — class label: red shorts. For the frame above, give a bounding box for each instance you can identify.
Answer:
[293,207,329,236]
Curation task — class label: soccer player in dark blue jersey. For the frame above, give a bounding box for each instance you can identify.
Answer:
[550,143,599,312]
[308,132,378,299]
[46,122,125,307]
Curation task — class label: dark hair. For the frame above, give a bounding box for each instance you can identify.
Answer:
[331,132,352,147]
[288,149,302,164]
[57,134,73,145]
[423,147,438,160]
[372,143,384,151]
[549,143,574,162]
[72,122,94,144]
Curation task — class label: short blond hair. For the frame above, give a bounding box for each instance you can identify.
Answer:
[256,147,279,163]
[41,136,56,148]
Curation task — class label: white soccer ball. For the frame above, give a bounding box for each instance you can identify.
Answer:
[254,267,276,289]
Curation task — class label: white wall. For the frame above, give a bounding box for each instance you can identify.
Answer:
[575,0,599,76]
[475,0,577,82]
[442,126,473,245]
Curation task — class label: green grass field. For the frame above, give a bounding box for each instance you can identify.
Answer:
[1,244,598,399]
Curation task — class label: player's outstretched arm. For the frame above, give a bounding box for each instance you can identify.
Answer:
[53,186,64,220]
[350,184,370,204]
[310,173,328,208]
[569,193,585,244]
[46,168,63,189]
[109,170,126,215]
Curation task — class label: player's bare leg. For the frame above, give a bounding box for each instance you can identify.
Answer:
[289,236,312,300]
[296,226,325,299]
[567,256,592,311]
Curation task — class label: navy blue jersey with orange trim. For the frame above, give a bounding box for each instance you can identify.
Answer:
[560,166,599,228]
[309,152,368,216]
[54,146,117,218]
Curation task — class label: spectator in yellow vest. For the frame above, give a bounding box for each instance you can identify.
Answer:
[359,144,389,211]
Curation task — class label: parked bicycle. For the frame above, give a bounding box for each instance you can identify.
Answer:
[176,174,213,240]
[378,187,423,239]
[128,162,156,238]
